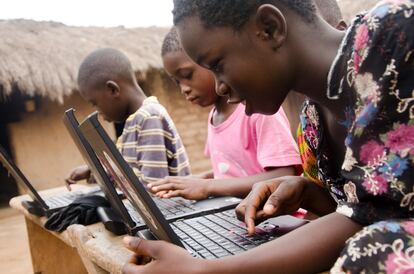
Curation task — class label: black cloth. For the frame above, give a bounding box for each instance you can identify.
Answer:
[44,195,109,232]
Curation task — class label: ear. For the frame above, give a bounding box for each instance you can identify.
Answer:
[255,4,287,50]
[106,81,121,97]
[336,20,347,31]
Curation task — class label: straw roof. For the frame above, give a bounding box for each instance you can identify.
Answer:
[338,0,380,22]
[0,19,168,103]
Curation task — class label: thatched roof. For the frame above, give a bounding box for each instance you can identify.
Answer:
[0,19,168,103]
[338,0,380,22]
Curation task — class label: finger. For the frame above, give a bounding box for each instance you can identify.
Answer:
[155,190,168,197]
[243,186,271,234]
[65,178,76,185]
[147,178,170,188]
[131,254,152,266]
[163,190,183,199]
[152,183,185,193]
[122,262,145,274]
[65,181,72,191]
[235,203,247,221]
[123,237,162,259]
[151,183,175,192]
[262,184,290,216]
[244,203,259,235]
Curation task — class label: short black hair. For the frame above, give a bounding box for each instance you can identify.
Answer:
[161,27,182,57]
[173,0,317,29]
[77,48,135,93]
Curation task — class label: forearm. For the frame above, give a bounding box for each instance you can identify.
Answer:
[201,213,362,274]
[207,167,296,198]
[302,179,337,216]
[193,170,214,179]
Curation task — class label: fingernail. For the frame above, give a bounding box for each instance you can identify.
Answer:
[264,204,275,212]
[123,236,140,247]
[147,184,152,188]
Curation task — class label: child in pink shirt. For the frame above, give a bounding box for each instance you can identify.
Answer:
[148,28,301,200]
[206,103,300,178]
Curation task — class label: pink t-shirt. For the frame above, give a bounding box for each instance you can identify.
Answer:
[205,104,301,179]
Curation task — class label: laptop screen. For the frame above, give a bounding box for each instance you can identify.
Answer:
[0,145,48,209]
[63,108,136,229]
[79,112,184,247]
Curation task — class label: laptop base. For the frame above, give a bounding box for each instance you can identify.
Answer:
[97,207,127,235]
[21,200,45,216]
[97,206,142,236]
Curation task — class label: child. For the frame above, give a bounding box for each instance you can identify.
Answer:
[122,1,414,273]
[149,27,301,200]
[66,48,191,187]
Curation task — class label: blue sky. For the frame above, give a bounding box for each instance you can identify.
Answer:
[0,0,174,27]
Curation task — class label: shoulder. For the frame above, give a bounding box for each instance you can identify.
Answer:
[138,97,169,118]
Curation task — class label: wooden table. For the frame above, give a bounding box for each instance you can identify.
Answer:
[9,185,133,274]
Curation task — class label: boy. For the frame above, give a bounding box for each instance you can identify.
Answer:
[66,48,191,186]
[122,0,414,273]
[149,28,301,200]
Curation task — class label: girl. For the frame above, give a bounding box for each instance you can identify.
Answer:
[149,28,301,200]
[123,1,414,273]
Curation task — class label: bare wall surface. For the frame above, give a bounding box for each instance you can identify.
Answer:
[8,93,116,191]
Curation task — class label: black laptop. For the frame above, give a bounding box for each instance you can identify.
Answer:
[79,111,308,258]
[66,109,240,234]
[0,146,101,217]
[64,109,141,235]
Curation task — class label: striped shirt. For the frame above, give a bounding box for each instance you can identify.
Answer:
[116,96,191,185]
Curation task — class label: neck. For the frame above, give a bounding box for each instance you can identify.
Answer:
[126,83,147,116]
[214,96,237,115]
[293,18,345,116]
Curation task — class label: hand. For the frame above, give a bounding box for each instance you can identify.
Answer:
[148,176,211,200]
[236,176,310,235]
[122,236,205,274]
[65,165,91,188]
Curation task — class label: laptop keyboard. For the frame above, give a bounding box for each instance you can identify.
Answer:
[153,197,200,216]
[171,210,276,259]
[45,186,101,208]
[124,197,201,226]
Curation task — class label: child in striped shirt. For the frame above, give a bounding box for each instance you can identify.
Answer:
[66,48,190,187]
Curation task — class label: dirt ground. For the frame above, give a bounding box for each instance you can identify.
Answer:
[0,207,32,274]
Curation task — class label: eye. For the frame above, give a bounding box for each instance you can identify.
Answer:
[179,70,193,80]
[210,59,223,73]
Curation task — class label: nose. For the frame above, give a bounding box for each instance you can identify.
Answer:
[180,83,191,95]
[215,79,230,97]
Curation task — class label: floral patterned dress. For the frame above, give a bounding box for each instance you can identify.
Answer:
[298,1,414,273]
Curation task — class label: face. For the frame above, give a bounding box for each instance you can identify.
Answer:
[177,15,295,115]
[162,50,218,107]
[80,85,126,123]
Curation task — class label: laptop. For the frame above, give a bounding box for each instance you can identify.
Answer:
[0,145,101,217]
[79,111,308,258]
[64,109,141,235]
[66,109,240,235]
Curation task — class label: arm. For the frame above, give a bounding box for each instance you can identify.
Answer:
[203,213,361,274]
[149,166,295,200]
[206,166,296,198]
[122,213,361,274]
[191,169,214,179]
